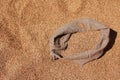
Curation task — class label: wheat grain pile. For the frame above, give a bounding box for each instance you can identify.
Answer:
[0,0,120,80]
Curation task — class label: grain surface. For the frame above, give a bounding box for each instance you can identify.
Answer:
[0,0,120,80]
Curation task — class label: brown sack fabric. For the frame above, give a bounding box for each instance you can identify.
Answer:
[50,18,110,66]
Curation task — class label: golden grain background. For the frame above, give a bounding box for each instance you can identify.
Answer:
[0,0,120,80]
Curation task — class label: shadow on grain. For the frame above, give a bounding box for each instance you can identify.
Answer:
[100,28,117,58]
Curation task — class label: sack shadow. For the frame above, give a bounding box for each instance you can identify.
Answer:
[99,28,117,58]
